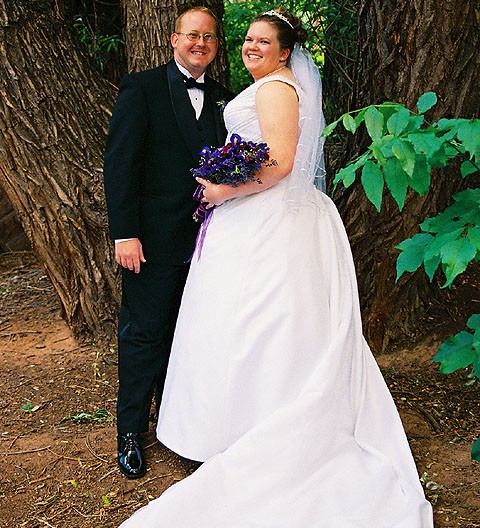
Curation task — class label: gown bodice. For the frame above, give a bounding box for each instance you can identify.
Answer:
[224,75,302,144]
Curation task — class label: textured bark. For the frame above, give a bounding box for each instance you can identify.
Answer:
[0,0,118,340]
[0,188,30,251]
[337,0,480,352]
[120,0,230,83]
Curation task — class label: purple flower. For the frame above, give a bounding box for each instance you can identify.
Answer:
[190,134,277,223]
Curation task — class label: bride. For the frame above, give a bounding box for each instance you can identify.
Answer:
[120,8,434,527]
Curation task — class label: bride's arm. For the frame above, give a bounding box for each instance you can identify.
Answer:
[199,81,299,207]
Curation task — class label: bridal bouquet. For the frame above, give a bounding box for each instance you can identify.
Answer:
[191,133,276,222]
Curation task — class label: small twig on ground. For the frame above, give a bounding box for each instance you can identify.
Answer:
[35,518,57,528]
[0,330,41,337]
[46,447,86,462]
[8,434,22,450]
[71,506,102,519]
[0,446,51,455]
[85,436,109,463]
[136,473,173,487]
[29,474,51,485]
[99,467,117,481]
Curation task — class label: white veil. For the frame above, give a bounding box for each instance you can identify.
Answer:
[286,43,326,209]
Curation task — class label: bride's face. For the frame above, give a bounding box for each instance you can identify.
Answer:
[242,21,290,81]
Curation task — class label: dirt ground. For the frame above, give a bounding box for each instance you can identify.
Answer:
[0,251,479,528]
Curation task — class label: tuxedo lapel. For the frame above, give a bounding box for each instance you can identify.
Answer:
[167,60,203,159]
[205,78,227,146]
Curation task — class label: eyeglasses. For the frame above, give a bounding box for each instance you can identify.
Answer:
[176,32,217,43]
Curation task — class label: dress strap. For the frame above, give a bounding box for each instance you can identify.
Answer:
[255,75,302,98]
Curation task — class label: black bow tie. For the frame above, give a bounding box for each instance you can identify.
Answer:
[181,74,207,91]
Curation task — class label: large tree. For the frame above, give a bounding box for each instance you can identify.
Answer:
[0,0,118,339]
[0,0,226,342]
[334,0,480,352]
[1,0,478,350]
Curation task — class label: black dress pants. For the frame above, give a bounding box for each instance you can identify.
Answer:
[116,262,189,434]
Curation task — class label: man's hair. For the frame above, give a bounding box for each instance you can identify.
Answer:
[175,6,218,32]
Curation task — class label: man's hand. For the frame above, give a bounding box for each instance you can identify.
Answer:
[115,239,146,273]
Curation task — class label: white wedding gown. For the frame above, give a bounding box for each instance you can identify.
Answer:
[120,76,433,527]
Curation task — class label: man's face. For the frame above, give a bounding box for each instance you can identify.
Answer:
[171,11,218,78]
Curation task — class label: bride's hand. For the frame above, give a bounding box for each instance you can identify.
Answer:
[196,177,233,208]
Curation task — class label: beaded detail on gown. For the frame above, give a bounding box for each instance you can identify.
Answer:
[119,76,433,528]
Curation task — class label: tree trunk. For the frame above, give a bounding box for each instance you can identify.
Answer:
[120,0,230,83]
[336,0,480,352]
[0,0,119,340]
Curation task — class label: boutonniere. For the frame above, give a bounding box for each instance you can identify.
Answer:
[216,100,227,112]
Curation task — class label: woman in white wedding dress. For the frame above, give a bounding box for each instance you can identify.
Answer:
[120,8,433,527]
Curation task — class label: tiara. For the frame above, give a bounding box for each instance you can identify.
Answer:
[263,10,294,29]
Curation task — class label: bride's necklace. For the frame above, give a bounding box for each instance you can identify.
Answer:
[263,65,287,78]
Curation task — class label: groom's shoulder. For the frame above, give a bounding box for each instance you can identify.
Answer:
[123,64,168,85]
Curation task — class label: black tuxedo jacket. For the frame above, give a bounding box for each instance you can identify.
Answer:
[104,60,232,265]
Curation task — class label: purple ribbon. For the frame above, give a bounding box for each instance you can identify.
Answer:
[190,184,215,261]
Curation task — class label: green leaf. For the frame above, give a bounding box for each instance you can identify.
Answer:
[322,119,340,137]
[440,237,478,287]
[407,132,443,158]
[417,92,437,114]
[467,226,480,251]
[364,107,385,141]
[384,157,408,210]
[354,107,367,126]
[342,114,357,133]
[467,314,480,331]
[461,160,479,177]
[457,119,480,158]
[429,146,449,168]
[406,114,425,131]
[361,160,384,211]
[391,139,416,176]
[409,156,431,195]
[334,164,356,188]
[471,435,480,462]
[386,107,411,136]
[424,254,441,281]
[395,233,433,280]
[434,330,474,371]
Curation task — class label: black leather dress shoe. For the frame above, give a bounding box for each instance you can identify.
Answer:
[118,433,146,479]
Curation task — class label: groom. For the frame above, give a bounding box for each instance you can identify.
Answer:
[104,6,231,478]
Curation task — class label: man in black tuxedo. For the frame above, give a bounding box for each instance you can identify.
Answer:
[104,6,231,478]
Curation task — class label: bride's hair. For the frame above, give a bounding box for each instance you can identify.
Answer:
[254,7,308,52]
